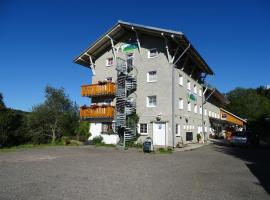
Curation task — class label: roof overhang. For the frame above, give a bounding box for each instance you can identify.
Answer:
[74,20,214,75]
[220,108,247,123]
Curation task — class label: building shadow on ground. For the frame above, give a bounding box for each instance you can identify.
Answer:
[212,141,270,195]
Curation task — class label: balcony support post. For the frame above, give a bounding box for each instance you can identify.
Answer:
[107,35,117,58]
[162,33,172,63]
[132,27,141,53]
[86,53,96,76]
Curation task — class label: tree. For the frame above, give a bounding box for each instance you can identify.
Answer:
[225,87,270,139]
[0,109,28,147]
[225,87,270,121]
[28,86,79,144]
[0,93,5,110]
[75,121,90,140]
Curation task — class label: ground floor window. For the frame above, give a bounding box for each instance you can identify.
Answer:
[139,123,148,135]
[186,132,193,141]
[101,122,114,134]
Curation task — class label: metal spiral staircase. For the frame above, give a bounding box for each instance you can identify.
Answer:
[115,57,137,145]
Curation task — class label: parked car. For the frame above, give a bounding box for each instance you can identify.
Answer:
[230,131,259,147]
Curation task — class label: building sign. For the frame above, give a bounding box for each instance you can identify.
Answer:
[187,91,197,101]
[121,43,138,53]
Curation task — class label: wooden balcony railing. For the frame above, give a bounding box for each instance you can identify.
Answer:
[81,82,116,97]
[80,105,115,119]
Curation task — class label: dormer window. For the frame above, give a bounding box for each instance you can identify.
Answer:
[106,57,113,67]
[148,48,158,58]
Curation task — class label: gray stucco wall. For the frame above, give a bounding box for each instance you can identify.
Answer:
[88,32,220,147]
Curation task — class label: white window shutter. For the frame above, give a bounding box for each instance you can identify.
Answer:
[137,124,140,134]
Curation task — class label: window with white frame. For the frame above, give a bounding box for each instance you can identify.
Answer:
[148,48,158,58]
[194,85,197,94]
[147,96,157,107]
[204,108,207,116]
[147,71,157,82]
[139,123,148,135]
[176,124,181,136]
[187,80,191,90]
[106,57,113,67]
[187,101,191,112]
[194,104,197,113]
[209,111,212,117]
[101,122,113,133]
[178,98,183,109]
[199,89,202,97]
[199,106,202,114]
[106,77,113,82]
[179,74,183,86]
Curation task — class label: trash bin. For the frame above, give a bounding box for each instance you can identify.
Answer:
[143,137,153,153]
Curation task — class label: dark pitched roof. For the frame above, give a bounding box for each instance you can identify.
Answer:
[74,20,214,75]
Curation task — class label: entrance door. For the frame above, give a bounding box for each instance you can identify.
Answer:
[153,122,166,146]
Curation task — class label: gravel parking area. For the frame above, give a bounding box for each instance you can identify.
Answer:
[0,145,269,200]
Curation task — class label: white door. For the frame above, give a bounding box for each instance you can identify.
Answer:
[153,122,166,146]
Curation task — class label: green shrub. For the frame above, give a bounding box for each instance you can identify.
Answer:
[92,136,103,145]
[158,147,173,154]
[61,136,70,145]
[197,133,202,142]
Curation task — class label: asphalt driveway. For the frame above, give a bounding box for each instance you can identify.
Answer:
[0,144,269,200]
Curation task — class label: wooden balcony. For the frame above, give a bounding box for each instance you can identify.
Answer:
[80,105,115,119]
[81,82,116,97]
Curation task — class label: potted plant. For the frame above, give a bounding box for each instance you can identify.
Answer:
[197,133,203,143]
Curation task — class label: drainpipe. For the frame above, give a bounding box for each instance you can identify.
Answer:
[201,74,207,142]
[172,43,190,148]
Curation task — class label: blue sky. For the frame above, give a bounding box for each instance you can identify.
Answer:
[0,0,269,111]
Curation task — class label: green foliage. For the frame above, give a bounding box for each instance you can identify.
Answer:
[197,133,202,142]
[225,87,270,139]
[0,93,5,110]
[75,121,90,138]
[92,136,103,145]
[27,86,79,144]
[157,147,173,154]
[0,108,29,147]
[225,87,270,121]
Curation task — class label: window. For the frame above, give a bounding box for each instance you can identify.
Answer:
[178,98,183,109]
[106,77,113,82]
[187,80,191,90]
[209,111,212,117]
[179,74,183,86]
[199,89,202,97]
[147,96,157,107]
[147,71,157,82]
[101,123,113,133]
[139,123,148,135]
[204,108,207,116]
[106,57,113,66]
[194,85,197,94]
[187,101,191,112]
[194,104,197,113]
[199,106,202,115]
[176,124,180,136]
[148,48,158,58]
